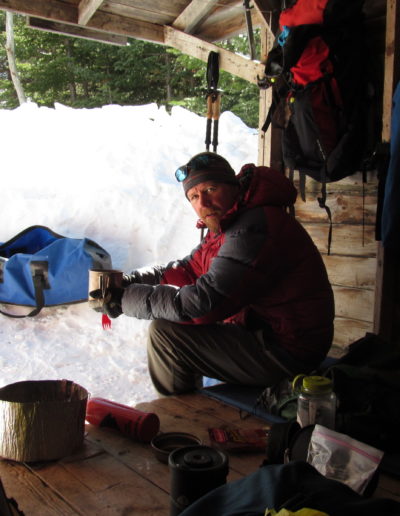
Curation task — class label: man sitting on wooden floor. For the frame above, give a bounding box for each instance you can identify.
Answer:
[93,152,334,396]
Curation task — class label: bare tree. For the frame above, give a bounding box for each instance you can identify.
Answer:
[5,11,26,104]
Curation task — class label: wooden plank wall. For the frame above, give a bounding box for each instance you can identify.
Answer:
[293,173,379,356]
[258,0,387,357]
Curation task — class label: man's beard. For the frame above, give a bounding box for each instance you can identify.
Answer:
[202,215,221,233]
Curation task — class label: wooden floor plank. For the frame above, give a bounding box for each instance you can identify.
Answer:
[0,460,81,515]
[164,392,269,426]
[137,393,270,430]
[136,397,268,477]
[25,459,109,515]
[61,452,170,515]
[1,392,399,515]
[85,423,176,492]
[23,447,170,515]
[86,410,257,489]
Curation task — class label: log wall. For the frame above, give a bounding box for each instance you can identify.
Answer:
[293,172,379,356]
[257,0,387,356]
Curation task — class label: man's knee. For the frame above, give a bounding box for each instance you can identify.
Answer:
[148,318,176,353]
[147,319,199,396]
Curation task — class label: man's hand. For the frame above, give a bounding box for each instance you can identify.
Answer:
[89,287,124,318]
[122,272,139,286]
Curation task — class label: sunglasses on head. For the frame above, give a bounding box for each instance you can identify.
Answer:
[175,154,225,182]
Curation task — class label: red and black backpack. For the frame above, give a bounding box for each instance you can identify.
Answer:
[260,0,381,251]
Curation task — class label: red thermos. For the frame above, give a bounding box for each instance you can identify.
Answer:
[86,397,160,443]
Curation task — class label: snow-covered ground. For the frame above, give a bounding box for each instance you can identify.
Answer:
[0,102,258,405]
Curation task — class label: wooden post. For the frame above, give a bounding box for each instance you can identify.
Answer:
[257,27,272,166]
[257,10,282,171]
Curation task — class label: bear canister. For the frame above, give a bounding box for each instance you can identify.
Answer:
[168,445,229,515]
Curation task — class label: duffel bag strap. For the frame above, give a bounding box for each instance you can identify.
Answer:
[0,261,49,318]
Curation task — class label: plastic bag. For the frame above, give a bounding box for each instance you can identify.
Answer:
[307,424,384,494]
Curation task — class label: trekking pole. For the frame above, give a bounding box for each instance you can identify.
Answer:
[205,51,220,152]
[205,94,213,151]
[212,91,221,152]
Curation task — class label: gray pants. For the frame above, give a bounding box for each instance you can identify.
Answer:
[147,319,290,396]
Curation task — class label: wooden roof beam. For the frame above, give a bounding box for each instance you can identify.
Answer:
[0,0,76,23]
[164,26,265,84]
[87,11,164,43]
[0,0,264,83]
[78,0,104,26]
[0,1,164,43]
[28,17,127,46]
[172,0,219,34]
[252,0,281,36]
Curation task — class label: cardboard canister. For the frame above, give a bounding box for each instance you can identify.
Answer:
[0,379,88,462]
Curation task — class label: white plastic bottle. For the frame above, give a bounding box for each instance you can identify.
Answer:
[294,375,336,429]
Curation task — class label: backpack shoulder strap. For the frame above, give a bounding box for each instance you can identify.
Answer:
[317,179,333,255]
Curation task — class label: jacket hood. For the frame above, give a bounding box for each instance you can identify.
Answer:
[238,164,298,208]
[195,164,298,231]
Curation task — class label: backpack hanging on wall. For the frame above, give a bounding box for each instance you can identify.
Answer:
[0,226,112,318]
[260,0,380,252]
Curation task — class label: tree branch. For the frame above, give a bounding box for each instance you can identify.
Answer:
[5,12,27,105]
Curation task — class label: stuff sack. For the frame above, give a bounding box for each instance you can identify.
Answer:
[325,355,400,454]
[0,225,112,317]
[178,461,400,516]
[320,332,400,454]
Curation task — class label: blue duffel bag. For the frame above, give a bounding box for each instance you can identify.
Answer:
[0,226,112,317]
